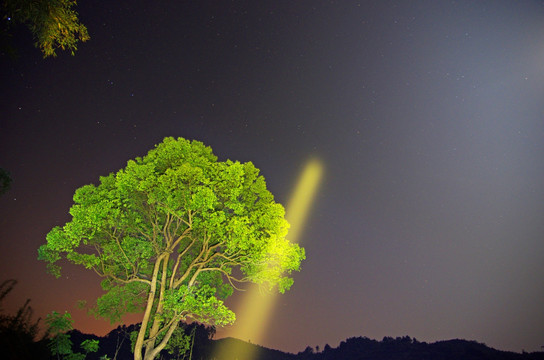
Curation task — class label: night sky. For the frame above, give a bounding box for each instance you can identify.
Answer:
[1,0,544,354]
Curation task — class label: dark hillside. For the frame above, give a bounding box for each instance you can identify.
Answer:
[67,329,544,360]
[9,323,544,360]
[204,337,297,360]
[306,336,544,360]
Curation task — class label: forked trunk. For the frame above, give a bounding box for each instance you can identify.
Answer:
[141,320,180,360]
[134,256,164,360]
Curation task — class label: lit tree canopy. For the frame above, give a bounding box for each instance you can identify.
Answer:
[38,137,305,360]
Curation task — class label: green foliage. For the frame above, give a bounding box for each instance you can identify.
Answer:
[162,285,235,327]
[1,0,89,57]
[46,310,73,335]
[66,354,85,360]
[45,311,97,360]
[81,338,100,354]
[38,137,305,360]
[49,333,74,358]
[91,280,147,323]
[165,325,195,360]
[46,311,75,359]
[130,329,139,353]
[0,168,12,196]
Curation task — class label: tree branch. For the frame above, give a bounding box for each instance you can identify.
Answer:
[173,238,209,289]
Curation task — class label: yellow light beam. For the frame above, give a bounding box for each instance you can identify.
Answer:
[215,158,324,359]
[284,158,324,243]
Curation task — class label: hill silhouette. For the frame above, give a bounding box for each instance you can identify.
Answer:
[57,325,544,360]
[300,336,544,360]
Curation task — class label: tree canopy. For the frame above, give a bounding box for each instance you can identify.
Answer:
[1,0,89,57]
[38,137,305,360]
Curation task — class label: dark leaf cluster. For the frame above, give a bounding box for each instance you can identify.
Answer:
[1,0,89,57]
[0,280,48,360]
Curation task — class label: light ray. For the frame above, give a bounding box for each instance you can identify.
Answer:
[213,158,324,359]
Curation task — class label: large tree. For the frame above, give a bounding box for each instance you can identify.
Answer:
[38,137,305,360]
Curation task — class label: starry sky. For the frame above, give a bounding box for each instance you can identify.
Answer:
[1,0,544,354]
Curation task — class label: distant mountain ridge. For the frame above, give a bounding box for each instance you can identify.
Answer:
[298,336,544,360]
[63,324,544,360]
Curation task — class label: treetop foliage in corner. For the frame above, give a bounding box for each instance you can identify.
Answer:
[2,0,89,57]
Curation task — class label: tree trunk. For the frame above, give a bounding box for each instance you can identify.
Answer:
[134,256,164,360]
[143,320,180,360]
